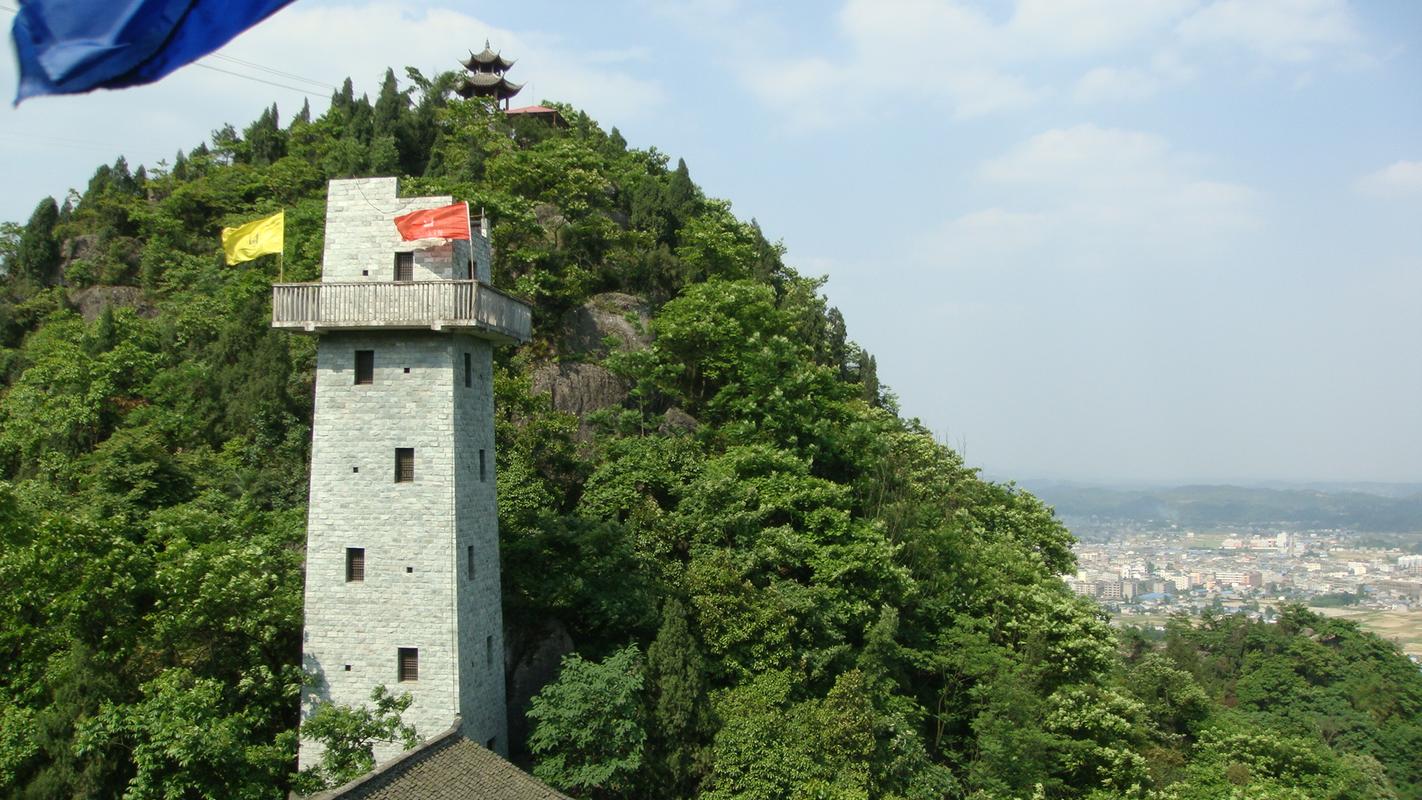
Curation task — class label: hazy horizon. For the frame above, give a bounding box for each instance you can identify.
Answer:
[3,0,1419,484]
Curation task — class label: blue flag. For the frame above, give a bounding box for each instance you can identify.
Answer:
[11,0,297,104]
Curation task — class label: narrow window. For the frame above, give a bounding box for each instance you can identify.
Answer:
[479,449,487,482]
[463,352,472,387]
[467,545,475,579]
[485,635,493,666]
[354,350,374,385]
[398,647,418,682]
[346,548,365,582]
[395,448,414,483]
[394,251,414,282]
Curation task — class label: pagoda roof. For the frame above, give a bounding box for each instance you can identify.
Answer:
[462,42,515,72]
[454,72,523,100]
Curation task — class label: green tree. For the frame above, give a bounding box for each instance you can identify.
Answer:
[645,598,711,794]
[527,646,647,798]
[11,198,61,286]
[294,686,419,792]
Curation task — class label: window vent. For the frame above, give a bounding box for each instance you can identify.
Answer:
[395,448,414,483]
[346,548,365,582]
[354,350,374,385]
[398,647,418,682]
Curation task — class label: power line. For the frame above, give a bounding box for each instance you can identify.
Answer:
[0,130,140,154]
[211,53,336,91]
[191,61,322,97]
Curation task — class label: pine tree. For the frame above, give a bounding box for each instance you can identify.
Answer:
[645,598,709,794]
[667,158,696,220]
[329,78,355,121]
[244,103,286,166]
[372,68,406,139]
[12,198,60,286]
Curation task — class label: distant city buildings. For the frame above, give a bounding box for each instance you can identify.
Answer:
[1065,526,1422,659]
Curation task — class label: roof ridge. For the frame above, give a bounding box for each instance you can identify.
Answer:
[296,719,464,800]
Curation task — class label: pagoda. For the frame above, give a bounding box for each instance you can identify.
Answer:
[455,41,523,108]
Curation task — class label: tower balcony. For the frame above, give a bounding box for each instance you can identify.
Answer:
[271,280,531,344]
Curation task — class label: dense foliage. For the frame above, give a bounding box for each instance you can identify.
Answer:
[1,68,1419,800]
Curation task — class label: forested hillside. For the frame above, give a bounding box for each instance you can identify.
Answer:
[1,69,1419,800]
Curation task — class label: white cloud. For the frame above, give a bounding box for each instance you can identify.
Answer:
[1072,67,1161,103]
[1006,0,1198,57]
[981,124,1173,184]
[661,0,1378,128]
[927,125,1258,271]
[1177,0,1362,64]
[1355,160,1422,198]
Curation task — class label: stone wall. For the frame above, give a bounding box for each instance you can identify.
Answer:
[452,336,508,751]
[321,178,480,284]
[300,332,509,765]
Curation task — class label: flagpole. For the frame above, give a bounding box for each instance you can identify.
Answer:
[278,210,286,280]
[465,201,474,280]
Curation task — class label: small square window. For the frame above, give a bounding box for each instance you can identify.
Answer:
[352,466,359,473]
[403,367,410,374]
[354,350,374,385]
[395,252,414,282]
[344,664,352,671]
[398,647,418,682]
[406,566,413,574]
[346,548,365,582]
[395,448,414,483]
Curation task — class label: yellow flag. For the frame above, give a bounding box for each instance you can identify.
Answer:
[221,211,284,265]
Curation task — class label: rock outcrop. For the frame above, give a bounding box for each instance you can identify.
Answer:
[558,292,650,358]
[504,620,575,754]
[68,286,156,322]
[531,292,652,423]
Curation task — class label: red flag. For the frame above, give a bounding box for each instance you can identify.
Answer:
[393,202,471,241]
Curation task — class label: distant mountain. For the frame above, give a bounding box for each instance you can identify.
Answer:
[1021,481,1422,531]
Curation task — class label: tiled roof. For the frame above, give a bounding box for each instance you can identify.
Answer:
[303,724,571,800]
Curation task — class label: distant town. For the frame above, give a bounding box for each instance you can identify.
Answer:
[1064,523,1422,662]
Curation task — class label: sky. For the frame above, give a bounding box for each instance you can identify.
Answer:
[2,0,1420,485]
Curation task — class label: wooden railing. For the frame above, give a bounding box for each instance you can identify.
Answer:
[271,281,531,343]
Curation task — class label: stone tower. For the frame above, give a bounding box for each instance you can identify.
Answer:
[272,177,531,767]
